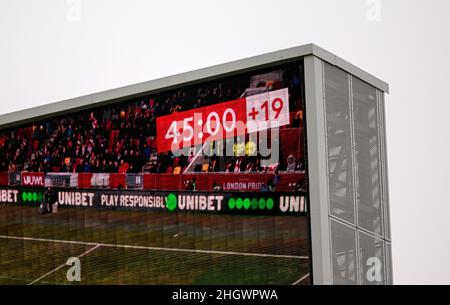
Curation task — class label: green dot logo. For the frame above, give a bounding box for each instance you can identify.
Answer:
[236,198,243,209]
[22,192,28,202]
[251,198,258,210]
[32,192,38,202]
[258,198,266,209]
[166,193,177,212]
[228,198,236,209]
[266,198,274,210]
[27,192,32,202]
[243,198,251,210]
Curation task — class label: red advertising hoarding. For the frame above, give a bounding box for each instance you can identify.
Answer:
[21,172,45,187]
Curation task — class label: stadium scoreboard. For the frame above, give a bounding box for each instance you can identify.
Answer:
[156,88,290,152]
[0,44,392,285]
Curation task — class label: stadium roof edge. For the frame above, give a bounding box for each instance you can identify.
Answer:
[0,43,389,130]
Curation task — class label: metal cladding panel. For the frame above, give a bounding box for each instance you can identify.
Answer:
[358,231,386,285]
[324,63,355,225]
[304,55,333,285]
[352,77,383,237]
[385,242,393,285]
[330,219,357,285]
[378,92,391,241]
[320,60,391,285]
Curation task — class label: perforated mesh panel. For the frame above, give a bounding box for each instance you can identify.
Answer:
[358,231,386,285]
[324,63,355,225]
[322,62,392,284]
[352,77,383,237]
[330,219,357,284]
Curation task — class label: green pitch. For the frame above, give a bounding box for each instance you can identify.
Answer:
[0,204,311,285]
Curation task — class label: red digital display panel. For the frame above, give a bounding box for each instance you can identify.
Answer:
[156,88,290,152]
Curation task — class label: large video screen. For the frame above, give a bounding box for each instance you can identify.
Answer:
[0,60,311,285]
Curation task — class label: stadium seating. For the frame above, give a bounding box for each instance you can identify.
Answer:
[0,65,306,178]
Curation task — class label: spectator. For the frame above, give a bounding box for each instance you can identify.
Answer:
[83,161,91,173]
[261,183,269,192]
[212,182,222,192]
[273,169,281,187]
[185,179,195,191]
[286,154,296,172]
[41,187,56,214]
[296,180,306,192]
[8,162,16,174]
[292,110,303,128]
[245,139,257,156]
[296,160,304,171]
[99,159,108,172]
[267,178,275,192]
[191,178,196,191]
[113,161,119,173]
[118,160,129,173]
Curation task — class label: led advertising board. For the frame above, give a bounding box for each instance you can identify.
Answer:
[0,60,311,285]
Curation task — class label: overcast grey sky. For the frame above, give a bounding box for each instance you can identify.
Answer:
[1,0,449,284]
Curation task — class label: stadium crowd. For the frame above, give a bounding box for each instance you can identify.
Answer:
[0,64,305,175]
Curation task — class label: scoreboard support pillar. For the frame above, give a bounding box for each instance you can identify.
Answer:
[304,55,333,285]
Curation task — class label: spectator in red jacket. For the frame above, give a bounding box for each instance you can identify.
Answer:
[118,159,129,174]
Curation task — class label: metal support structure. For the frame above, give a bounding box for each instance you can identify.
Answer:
[304,55,332,284]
